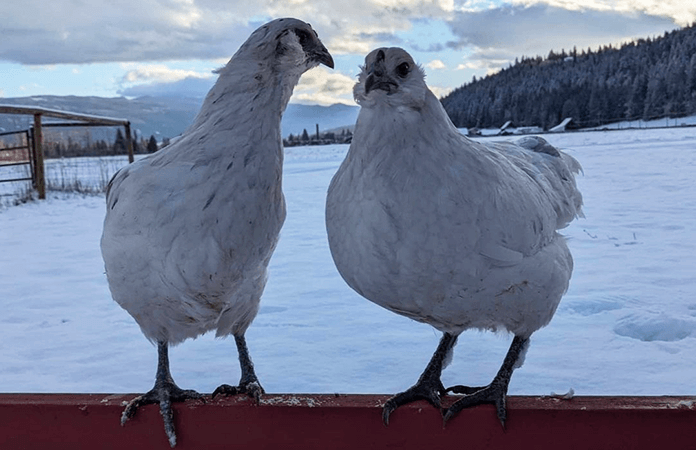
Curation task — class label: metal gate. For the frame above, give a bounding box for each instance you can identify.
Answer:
[0,129,35,186]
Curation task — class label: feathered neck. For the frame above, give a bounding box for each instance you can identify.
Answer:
[355,89,461,145]
[343,88,475,174]
[188,53,302,133]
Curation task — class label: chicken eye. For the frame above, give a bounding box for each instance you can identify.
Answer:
[396,62,410,78]
[295,29,310,47]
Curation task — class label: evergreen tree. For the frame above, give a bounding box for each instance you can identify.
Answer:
[132,135,140,154]
[626,73,648,120]
[147,135,159,153]
[643,74,668,120]
[113,129,126,153]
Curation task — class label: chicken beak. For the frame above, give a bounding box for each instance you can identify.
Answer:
[364,51,397,94]
[312,44,334,69]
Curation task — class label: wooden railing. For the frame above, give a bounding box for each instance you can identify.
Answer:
[0,105,133,199]
[0,394,694,449]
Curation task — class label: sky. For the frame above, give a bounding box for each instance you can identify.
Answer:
[0,0,694,106]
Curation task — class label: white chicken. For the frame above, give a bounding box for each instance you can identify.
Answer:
[101,18,332,446]
[326,47,582,426]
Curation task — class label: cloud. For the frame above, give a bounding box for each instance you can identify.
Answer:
[455,62,478,70]
[0,0,457,65]
[117,65,357,104]
[0,0,258,65]
[291,67,357,105]
[446,3,680,66]
[425,59,446,70]
[0,1,687,67]
[510,0,696,26]
[116,64,216,98]
[118,76,216,98]
[120,64,213,84]
[427,84,452,98]
[0,0,691,104]
[411,42,447,52]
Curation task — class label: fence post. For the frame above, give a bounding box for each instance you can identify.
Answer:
[124,122,134,163]
[28,129,38,189]
[32,113,46,200]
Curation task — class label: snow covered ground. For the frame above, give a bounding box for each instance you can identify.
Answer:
[584,115,696,131]
[464,115,696,137]
[0,127,695,397]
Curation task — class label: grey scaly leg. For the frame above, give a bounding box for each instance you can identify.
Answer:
[212,334,264,403]
[443,335,529,428]
[121,341,202,447]
[383,332,467,425]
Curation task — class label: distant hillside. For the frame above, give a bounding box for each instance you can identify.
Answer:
[0,96,202,141]
[0,95,358,143]
[283,103,358,138]
[441,24,696,130]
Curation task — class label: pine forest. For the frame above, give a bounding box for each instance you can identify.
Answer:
[441,24,696,130]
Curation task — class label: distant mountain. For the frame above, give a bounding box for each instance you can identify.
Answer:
[0,95,358,143]
[0,95,202,142]
[283,103,358,137]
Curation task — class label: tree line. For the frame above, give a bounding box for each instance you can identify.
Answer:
[440,23,696,130]
[41,129,160,159]
[284,127,353,147]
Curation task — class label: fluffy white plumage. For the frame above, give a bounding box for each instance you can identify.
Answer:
[326,47,582,424]
[103,19,332,345]
[101,18,332,446]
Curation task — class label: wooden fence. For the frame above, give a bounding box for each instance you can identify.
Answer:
[0,105,133,199]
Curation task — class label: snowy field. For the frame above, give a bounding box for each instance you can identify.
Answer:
[0,126,695,397]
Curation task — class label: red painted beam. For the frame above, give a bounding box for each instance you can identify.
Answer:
[0,394,695,449]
